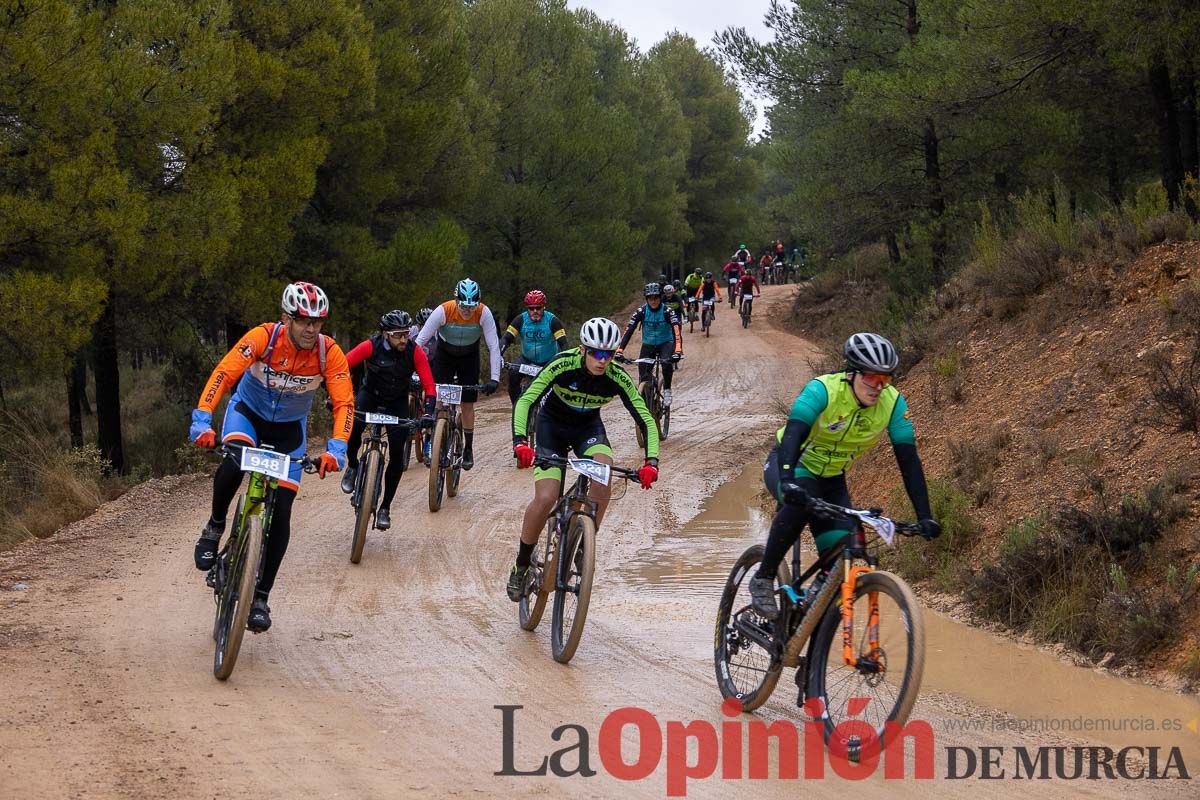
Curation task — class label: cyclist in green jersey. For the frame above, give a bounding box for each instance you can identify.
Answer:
[505,318,660,600]
[748,332,942,619]
[662,282,687,327]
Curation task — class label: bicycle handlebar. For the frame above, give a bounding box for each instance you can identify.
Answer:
[531,455,641,480]
[793,495,922,536]
[219,442,320,474]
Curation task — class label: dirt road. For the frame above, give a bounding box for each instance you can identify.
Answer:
[2,287,1196,798]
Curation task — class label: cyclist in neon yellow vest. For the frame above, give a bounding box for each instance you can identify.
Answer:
[749,332,942,620]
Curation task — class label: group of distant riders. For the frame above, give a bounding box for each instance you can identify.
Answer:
[184,236,944,642]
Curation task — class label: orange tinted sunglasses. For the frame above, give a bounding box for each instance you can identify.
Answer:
[860,372,893,388]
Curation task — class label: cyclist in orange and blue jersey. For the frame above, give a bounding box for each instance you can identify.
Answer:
[189,282,354,632]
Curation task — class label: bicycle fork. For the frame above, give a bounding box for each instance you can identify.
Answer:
[841,563,883,673]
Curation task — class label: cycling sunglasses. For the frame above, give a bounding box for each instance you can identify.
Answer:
[860,372,893,388]
[384,329,409,338]
[586,348,615,362]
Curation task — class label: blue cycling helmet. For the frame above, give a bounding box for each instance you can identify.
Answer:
[455,278,480,308]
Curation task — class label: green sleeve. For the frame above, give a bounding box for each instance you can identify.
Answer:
[888,394,916,446]
[788,379,828,425]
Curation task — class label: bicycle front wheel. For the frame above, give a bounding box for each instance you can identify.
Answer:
[447,415,463,497]
[661,403,671,439]
[805,570,925,759]
[427,416,448,512]
[550,514,596,664]
[350,449,380,564]
[213,513,263,680]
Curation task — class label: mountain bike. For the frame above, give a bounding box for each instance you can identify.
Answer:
[347,410,424,564]
[516,455,640,663]
[687,296,699,333]
[713,497,927,760]
[427,382,486,512]
[504,360,545,450]
[701,298,716,337]
[728,279,738,308]
[740,294,755,328]
[207,442,317,680]
[617,354,674,445]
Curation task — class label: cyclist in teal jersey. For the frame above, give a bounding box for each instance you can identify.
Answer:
[617,283,683,407]
[501,289,568,405]
[748,332,943,619]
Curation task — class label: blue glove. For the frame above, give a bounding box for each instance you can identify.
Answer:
[325,438,348,470]
[189,409,213,443]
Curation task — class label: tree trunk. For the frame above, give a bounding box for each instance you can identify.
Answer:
[923,117,947,283]
[1179,61,1198,220]
[92,289,125,474]
[886,233,901,265]
[73,350,92,415]
[1149,55,1184,209]
[67,351,88,448]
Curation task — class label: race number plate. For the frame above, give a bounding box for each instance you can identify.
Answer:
[239,447,291,481]
[365,412,401,425]
[437,384,464,405]
[862,515,896,545]
[518,363,541,377]
[568,458,611,486]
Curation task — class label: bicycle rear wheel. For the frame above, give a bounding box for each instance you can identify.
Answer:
[427,416,448,512]
[519,518,559,631]
[550,514,596,664]
[713,544,788,710]
[213,513,263,680]
[805,570,925,760]
[350,448,380,564]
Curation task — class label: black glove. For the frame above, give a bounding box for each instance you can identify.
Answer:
[779,479,810,509]
[423,396,437,416]
[482,379,499,396]
[670,352,682,363]
[918,518,942,541]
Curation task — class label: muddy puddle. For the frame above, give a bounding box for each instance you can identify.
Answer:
[623,458,1200,763]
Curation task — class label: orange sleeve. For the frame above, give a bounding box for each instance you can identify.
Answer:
[197,326,271,413]
[322,338,355,443]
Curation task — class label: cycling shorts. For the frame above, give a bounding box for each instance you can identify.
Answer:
[532,415,613,482]
[221,400,307,490]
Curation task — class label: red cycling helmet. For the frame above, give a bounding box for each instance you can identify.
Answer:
[524,289,547,308]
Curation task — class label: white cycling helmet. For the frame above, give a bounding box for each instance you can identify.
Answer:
[843,332,899,374]
[580,317,621,350]
[281,282,329,318]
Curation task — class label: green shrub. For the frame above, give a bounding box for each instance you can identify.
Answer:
[948,424,1011,505]
[883,478,974,592]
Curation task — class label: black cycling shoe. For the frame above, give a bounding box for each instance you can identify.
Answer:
[247,596,271,633]
[462,446,474,471]
[376,506,391,530]
[194,522,223,571]
[506,563,529,602]
[749,575,780,621]
[340,465,357,494]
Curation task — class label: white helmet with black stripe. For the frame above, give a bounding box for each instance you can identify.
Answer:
[580,317,621,350]
[843,332,899,374]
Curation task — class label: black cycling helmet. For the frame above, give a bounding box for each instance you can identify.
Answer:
[415,307,433,326]
[380,309,412,331]
[693,267,702,276]
[843,332,899,374]
[704,271,714,280]
[644,282,662,297]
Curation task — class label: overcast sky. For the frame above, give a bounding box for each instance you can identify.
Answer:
[566,0,775,136]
